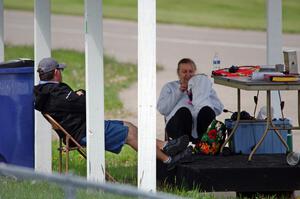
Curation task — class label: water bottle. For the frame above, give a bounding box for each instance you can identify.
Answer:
[212,52,221,71]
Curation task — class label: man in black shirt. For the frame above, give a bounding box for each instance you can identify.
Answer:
[34,57,192,170]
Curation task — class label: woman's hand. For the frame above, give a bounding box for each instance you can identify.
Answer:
[179,79,188,92]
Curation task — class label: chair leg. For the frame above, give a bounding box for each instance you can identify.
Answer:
[165,130,169,141]
[58,138,63,173]
[105,171,117,183]
[77,149,86,159]
[66,149,69,173]
[66,137,70,173]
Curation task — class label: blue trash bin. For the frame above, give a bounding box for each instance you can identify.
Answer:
[0,59,34,168]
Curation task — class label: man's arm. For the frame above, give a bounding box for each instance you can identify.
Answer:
[52,84,86,113]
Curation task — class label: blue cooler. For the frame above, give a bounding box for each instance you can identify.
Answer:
[0,59,34,168]
[225,119,292,154]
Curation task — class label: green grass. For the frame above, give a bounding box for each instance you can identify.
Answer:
[4,0,300,33]
[51,141,138,185]
[0,176,136,199]
[50,141,217,198]
[4,44,137,112]
[0,140,214,199]
[0,177,65,199]
[1,140,291,199]
[0,142,170,198]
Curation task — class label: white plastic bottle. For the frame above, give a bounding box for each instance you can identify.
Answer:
[212,52,221,71]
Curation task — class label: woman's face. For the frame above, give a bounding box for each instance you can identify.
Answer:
[178,63,196,84]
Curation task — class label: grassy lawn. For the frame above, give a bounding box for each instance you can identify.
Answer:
[0,176,136,199]
[4,44,137,113]
[0,141,216,199]
[4,0,300,33]
[51,142,138,185]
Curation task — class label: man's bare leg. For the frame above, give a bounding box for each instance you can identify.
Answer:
[124,121,169,161]
[124,121,138,151]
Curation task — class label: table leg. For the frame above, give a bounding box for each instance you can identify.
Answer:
[248,90,289,161]
[248,90,272,161]
[270,122,289,151]
[298,90,300,127]
[220,89,241,153]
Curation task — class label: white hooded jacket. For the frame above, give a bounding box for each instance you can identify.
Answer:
[157,74,223,138]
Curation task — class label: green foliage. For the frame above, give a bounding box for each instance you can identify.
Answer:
[4,45,137,111]
[4,0,300,33]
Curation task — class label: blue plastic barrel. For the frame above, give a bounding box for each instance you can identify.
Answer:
[0,59,34,168]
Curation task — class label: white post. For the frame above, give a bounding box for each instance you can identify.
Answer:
[0,0,4,62]
[34,0,52,172]
[84,0,105,182]
[267,0,283,119]
[138,0,156,191]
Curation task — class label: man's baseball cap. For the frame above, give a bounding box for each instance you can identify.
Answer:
[37,57,66,74]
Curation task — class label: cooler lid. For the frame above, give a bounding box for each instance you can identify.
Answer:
[0,59,34,68]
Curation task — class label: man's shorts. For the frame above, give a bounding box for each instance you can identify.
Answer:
[80,120,129,154]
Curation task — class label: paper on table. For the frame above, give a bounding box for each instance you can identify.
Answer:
[251,72,283,80]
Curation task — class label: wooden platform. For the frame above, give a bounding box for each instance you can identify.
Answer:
[157,154,300,193]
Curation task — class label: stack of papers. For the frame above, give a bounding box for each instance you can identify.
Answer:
[251,72,282,80]
[264,74,299,82]
[251,72,299,82]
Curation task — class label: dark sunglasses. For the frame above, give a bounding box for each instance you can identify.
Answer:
[56,68,64,72]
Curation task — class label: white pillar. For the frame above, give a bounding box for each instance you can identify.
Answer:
[267,0,283,119]
[0,0,4,62]
[84,0,105,182]
[34,0,52,172]
[138,0,156,191]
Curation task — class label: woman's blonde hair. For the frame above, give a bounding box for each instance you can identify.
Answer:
[177,58,197,75]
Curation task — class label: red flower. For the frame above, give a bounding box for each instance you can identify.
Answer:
[208,129,217,140]
[210,142,220,154]
[200,143,210,154]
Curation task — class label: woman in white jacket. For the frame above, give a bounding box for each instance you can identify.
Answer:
[157,58,223,143]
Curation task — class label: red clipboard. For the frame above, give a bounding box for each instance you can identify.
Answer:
[212,66,261,77]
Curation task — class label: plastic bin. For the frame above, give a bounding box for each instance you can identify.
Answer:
[225,119,292,154]
[0,59,34,168]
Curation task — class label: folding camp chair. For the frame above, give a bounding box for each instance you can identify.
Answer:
[164,117,170,141]
[43,113,115,182]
